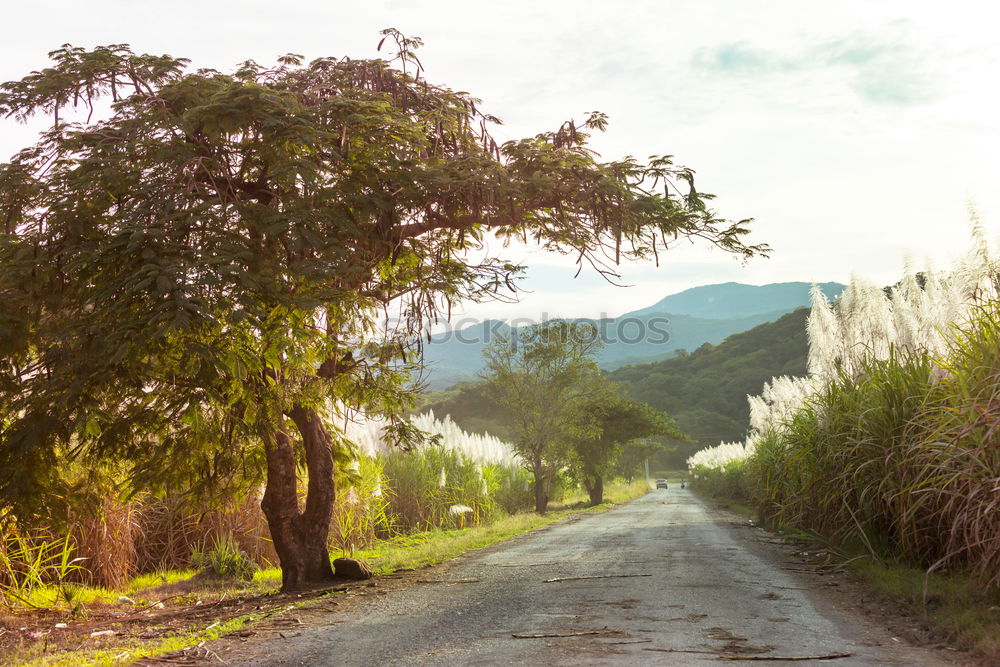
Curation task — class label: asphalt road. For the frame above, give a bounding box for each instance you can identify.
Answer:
[215,489,970,666]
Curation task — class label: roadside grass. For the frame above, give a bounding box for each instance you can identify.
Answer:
[560,478,650,507]
[599,479,650,504]
[125,569,199,596]
[4,584,119,611]
[853,560,1000,662]
[336,478,650,575]
[686,484,754,518]
[338,513,557,576]
[4,481,647,666]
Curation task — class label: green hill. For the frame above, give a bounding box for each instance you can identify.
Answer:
[607,307,810,465]
[418,307,811,468]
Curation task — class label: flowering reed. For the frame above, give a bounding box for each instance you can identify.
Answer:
[690,223,1000,583]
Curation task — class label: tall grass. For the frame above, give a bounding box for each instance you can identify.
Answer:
[896,302,1000,584]
[381,446,533,531]
[690,224,1000,586]
[747,351,933,558]
[0,392,546,600]
[331,456,394,553]
[0,526,86,608]
[747,304,1000,586]
[331,410,532,545]
[68,488,140,590]
[687,440,755,503]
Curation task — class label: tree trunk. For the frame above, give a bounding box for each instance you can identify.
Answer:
[587,475,604,506]
[260,406,337,592]
[531,456,549,514]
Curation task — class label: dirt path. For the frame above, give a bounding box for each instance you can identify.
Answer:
[203,489,975,666]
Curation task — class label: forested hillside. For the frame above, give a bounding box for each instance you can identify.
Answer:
[609,307,809,454]
[611,308,809,463]
[420,307,810,467]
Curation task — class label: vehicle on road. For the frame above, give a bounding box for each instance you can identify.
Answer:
[655,479,668,489]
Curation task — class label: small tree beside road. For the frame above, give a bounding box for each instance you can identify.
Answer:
[482,322,601,513]
[570,379,686,505]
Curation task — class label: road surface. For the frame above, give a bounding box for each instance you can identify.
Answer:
[211,488,971,666]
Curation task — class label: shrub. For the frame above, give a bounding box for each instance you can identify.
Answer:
[0,528,86,608]
[190,533,259,580]
[331,456,394,553]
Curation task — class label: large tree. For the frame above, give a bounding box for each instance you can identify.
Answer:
[0,33,767,590]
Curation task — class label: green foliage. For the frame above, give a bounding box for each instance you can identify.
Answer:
[746,301,1000,587]
[0,528,86,609]
[689,460,752,504]
[896,301,1000,583]
[568,376,685,502]
[748,351,932,557]
[380,445,516,530]
[610,308,811,465]
[330,456,394,553]
[191,533,259,581]
[480,463,535,515]
[0,35,763,584]
[0,38,762,498]
[481,321,603,511]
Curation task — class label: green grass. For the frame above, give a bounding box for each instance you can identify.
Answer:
[2,583,118,611]
[601,479,651,503]
[336,513,558,574]
[853,560,1000,661]
[560,478,650,507]
[125,568,199,595]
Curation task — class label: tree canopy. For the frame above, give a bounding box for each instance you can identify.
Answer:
[0,33,767,588]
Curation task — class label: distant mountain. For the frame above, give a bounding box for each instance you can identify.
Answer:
[418,281,843,389]
[621,281,844,320]
[418,307,814,468]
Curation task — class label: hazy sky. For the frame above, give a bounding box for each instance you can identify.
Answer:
[3,1,999,321]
